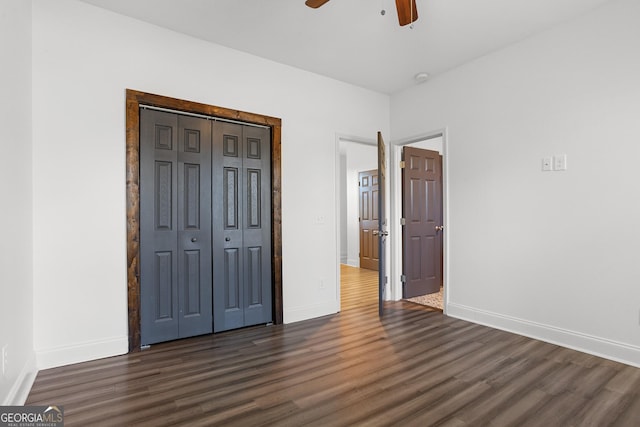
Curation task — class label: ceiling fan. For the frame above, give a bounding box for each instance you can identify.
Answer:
[305,0,418,27]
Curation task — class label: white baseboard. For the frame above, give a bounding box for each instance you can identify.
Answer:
[284,301,338,324]
[346,258,359,267]
[35,336,129,370]
[447,303,640,368]
[2,352,37,405]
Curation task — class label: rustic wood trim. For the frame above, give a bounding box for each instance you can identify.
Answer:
[125,89,283,352]
[271,124,283,324]
[126,92,141,352]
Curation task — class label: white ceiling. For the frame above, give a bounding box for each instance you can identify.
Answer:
[78,0,615,94]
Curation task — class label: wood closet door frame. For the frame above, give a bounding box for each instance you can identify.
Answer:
[126,89,283,352]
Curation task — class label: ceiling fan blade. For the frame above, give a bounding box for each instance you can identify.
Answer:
[395,0,418,26]
[305,0,330,8]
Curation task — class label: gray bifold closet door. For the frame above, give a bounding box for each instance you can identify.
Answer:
[140,109,272,345]
[212,121,272,332]
[140,109,213,345]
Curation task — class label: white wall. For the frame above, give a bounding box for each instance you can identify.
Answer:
[410,137,443,154]
[0,0,36,404]
[391,0,640,366]
[31,0,389,368]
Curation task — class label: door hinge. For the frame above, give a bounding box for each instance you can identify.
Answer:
[399,160,406,169]
[400,218,406,226]
[400,274,406,283]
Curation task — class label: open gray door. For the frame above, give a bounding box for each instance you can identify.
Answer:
[376,132,388,317]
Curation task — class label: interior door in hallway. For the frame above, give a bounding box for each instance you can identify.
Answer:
[212,121,272,332]
[359,169,379,271]
[140,109,213,345]
[377,132,388,317]
[401,146,442,298]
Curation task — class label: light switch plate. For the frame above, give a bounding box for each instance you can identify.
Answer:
[554,154,567,171]
[542,157,553,171]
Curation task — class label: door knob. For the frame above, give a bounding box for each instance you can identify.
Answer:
[191,237,197,242]
[435,225,444,232]
[373,230,389,237]
[225,237,231,242]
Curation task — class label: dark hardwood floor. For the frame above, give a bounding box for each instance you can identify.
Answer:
[27,265,640,426]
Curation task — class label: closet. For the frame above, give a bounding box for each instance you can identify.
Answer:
[139,108,272,345]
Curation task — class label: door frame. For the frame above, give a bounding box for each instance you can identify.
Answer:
[126,89,283,352]
[389,129,449,310]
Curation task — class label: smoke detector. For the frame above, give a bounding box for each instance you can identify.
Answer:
[414,72,430,83]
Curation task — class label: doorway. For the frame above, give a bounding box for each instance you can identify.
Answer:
[126,90,283,352]
[401,146,442,297]
[391,133,446,311]
[337,132,447,313]
[337,135,378,312]
[339,138,377,268]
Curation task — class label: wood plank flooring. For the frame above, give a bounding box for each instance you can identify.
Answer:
[27,265,640,426]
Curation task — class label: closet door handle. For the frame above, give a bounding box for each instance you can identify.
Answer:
[225,237,231,242]
[191,237,197,242]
